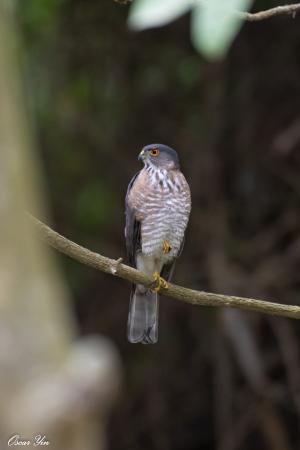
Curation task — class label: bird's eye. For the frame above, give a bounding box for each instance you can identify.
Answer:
[150,148,160,157]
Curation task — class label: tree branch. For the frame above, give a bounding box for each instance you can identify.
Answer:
[240,3,300,22]
[31,216,300,320]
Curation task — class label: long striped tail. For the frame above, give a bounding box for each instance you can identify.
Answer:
[127,287,159,344]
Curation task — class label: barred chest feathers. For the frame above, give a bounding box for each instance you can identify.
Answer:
[128,165,191,261]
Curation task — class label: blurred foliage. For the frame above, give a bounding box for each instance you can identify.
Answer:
[191,0,253,58]
[128,0,254,59]
[16,0,300,449]
[19,0,64,35]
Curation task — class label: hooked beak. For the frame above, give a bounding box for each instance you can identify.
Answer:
[138,149,146,162]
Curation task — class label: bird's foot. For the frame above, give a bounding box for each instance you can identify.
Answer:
[162,240,172,254]
[151,271,169,293]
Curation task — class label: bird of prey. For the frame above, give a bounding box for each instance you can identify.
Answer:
[125,144,191,344]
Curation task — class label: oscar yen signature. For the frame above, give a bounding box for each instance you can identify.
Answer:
[8,434,50,446]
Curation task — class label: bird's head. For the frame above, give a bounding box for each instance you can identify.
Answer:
[138,144,180,171]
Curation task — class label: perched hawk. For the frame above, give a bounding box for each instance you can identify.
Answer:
[125,144,191,344]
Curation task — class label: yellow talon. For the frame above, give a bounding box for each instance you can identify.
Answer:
[151,271,169,293]
[162,240,172,254]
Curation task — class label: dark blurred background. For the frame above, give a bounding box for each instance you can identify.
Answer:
[17,0,300,449]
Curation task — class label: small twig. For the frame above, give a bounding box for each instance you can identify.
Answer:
[239,3,300,22]
[30,216,300,320]
[110,257,123,275]
[113,0,132,4]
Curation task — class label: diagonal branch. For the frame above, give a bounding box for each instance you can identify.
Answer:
[31,216,300,320]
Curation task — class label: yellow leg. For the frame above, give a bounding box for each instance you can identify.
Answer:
[151,271,169,293]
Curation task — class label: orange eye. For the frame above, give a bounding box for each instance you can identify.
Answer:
[150,148,160,157]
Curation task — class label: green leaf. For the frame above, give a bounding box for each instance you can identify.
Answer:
[128,0,193,30]
[191,0,253,59]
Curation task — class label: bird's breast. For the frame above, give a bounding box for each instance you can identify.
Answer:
[131,167,191,258]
